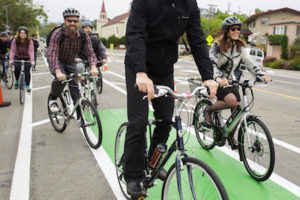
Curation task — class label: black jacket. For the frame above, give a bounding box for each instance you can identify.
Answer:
[33,40,39,52]
[0,40,10,55]
[125,0,213,80]
[79,35,107,61]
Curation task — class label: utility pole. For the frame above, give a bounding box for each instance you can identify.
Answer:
[227,2,231,14]
[207,4,217,34]
[3,3,19,30]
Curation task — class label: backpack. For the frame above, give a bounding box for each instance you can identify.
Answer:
[46,24,86,48]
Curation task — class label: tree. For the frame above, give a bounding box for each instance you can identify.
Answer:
[255,8,264,14]
[0,0,47,32]
[38,23,60,38]
[107,35,118,47]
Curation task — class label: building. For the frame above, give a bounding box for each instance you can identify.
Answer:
[244,7,300,45]
[96,0,129,39]
[266,16,300,59]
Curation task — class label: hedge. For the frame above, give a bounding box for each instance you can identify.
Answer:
[268,35,288,59]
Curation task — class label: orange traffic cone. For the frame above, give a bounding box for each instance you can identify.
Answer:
[103,64,108,71]
[174,81,177,94]
[0,82,11,107]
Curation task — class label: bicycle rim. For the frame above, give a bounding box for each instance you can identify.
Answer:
[5,67,14,89]
[162,157,228,200]
[19,75,25,104]
[194,100,216,150]
[47,95,67,133]
[239,117,275,181]
[114,122,131,199]
[81,100,102,149]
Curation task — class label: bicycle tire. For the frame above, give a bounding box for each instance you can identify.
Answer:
[19,74,25,104]
[80,99,102,149]
[238,116,275,181]
[91,90,98,109]
[162,157,229,200]
[193,99,216,150]
[97,71,103,94]
[114,122,131,199]
[47,94,67,133]
[4,66,14,89]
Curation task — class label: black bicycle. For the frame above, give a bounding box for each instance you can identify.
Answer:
[115,85,229,200]
[14,60,31,104]
[193,77,275,182]
[0,59,14,89]
[47,73,102,149]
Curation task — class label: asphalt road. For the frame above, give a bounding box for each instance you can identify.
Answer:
[0,50,299,200]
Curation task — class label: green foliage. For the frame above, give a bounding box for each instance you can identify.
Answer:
[294,37,300,58]
[100,37,107,47]
[104,35,126,47]
[255,8,264,14]
[38,23,60,38]
[119,36,126,45]
[107,35,118,47]
[289,58,300,70]
[269,59,283,69]
[268,35,288,59]
[0,0,47,33]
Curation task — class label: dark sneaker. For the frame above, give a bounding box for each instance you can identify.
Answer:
[14,84,19,89]
[157,168,167,181]
[127,179,143,197]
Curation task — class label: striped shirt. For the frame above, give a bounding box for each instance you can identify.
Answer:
[47,27,97,71]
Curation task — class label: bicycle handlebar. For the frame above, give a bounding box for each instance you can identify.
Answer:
[142,85,209,100]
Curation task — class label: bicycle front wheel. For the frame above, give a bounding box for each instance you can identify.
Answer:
[162,157,228,200]
[19,74,25,104]
[91,90,98,109]
[194,100,216,150]
[238,116,275,181]
[97,71,103,94]
[114,122,131,199]
[47,94,67,133]
[80,99,102,149]
[4,67,14,89]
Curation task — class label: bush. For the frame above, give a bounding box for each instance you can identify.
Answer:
[289,58,300,70]
[269,60,283,69]
[268,35,288,59]
[264,56,277,63]
[264,62,272,67]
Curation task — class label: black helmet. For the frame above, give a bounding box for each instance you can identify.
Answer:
[0,32,8,37]
[82,21,93,28]
[222,16,242,30]
[63,8,80,18]
[18,26,28,33]
[6,30,12,35]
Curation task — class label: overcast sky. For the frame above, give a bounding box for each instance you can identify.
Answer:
[33,0,300,23]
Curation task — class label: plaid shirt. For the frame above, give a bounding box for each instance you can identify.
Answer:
[47,27,97,71]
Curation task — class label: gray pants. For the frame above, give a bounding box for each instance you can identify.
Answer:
[49,61,80,117]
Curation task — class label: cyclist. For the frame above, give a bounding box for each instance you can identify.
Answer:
[9,26,35,92]
[91,30,100,39]
[0,32,10,81]
[205,16,271,147]
[76,21,107,74]
[31,34,39,71]
[47,8,98,122]
[124,0,218,196]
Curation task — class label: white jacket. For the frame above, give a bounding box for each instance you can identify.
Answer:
[209,41,263,80]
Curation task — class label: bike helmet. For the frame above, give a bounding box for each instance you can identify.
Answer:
[0,32,8,37]
[63,8,80,18]
[82,21,93,28]
[222,16,242,30]
[91,30,99,35]
[18,26,28,33]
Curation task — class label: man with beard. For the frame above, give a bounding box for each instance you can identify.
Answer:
[47,8,98,122]
[0,32,10,81]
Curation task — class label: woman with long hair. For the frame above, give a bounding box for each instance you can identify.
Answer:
[204,16,271,147]
[9,26,35,92]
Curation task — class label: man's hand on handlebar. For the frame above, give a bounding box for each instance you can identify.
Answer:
[216,77,228,87]
[55,69,67,81]
[90,65,99,76]
[202,79,218,99]
[262,75,271,83]
[136,72,154,101]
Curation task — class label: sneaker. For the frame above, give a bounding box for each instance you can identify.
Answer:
[126,179,143,197]
[14,83,19,89]
[49,100,59,113]
[26,86,31,93]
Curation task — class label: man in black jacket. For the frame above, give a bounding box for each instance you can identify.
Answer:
[0,32,10,80]
[124,0,219,196]
[31,34,39,71]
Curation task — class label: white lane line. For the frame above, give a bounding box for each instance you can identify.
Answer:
[10,80,33,200]
[31,118,50,127]
[32,85,51,91]
[32,72,50,76]
[105,69,300,197]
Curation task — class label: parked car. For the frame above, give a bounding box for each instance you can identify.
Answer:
[178,44,189,55]
[240,46,264,70]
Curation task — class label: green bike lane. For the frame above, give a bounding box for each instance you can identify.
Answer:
[95,108,299,200]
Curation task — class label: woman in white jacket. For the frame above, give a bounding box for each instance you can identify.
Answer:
[205,16,271,148]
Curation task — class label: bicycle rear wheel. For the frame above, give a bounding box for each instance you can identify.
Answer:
[114,122,131,199]
[162,157,228,200]
[80,99,102,149]
[4,66,14,89]
[97,71,103,94]
[91,90,98,108]
[238,116,275,181]
[194,100,216,150]
[47,94,67,133]
[19,74,25,104]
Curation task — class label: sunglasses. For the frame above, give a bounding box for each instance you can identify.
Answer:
[230,27,241,32]
[66,19,79,23]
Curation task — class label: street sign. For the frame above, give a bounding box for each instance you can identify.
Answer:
[206,35,214,46]
[110,44,114,54]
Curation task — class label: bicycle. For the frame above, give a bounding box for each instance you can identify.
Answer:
[0,58,14,89]
[115,85,229,200]
[96,60,105,94]
[192,76,275,182]
[77,60,99,108]
[14,60,31,104]
[47,73,102,149]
